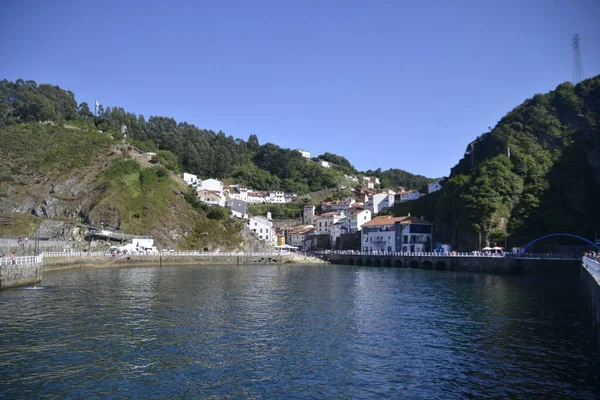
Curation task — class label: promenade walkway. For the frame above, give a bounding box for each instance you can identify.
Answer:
[583,256,600,284]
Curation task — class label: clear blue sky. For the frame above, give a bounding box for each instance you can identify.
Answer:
[2,0,599,178]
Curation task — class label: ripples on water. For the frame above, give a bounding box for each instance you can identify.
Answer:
[1,264,599,399]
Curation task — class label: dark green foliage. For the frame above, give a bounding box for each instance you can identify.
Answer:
[207,207,230,220]
[409,75,600,250]
[317,152,357,175]
[105,159,141,179]
[0,79,77,125]
[184,187,208,211]
[157,150,181,173]
[0,123,112,175]
[363,167,434,192]
[139,166,169,189]
[0,78,430,197]
[247,202,304,220]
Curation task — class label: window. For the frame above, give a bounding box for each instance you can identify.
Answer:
[260,228,263,233]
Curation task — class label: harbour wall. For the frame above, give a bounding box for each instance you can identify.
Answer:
[581,258,600,346]
[0,256,43,289]
[43,253,296,271]
[322,253,581,274]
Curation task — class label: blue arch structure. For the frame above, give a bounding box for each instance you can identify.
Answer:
[522,233,600,252]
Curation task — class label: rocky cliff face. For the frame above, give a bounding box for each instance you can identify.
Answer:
[0,131,246,251]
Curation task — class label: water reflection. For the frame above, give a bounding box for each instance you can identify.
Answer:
[0,264,598,399]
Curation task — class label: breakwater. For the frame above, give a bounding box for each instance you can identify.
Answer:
[319,251,581,274]
[41,251,303,272]
[582,257,600,345]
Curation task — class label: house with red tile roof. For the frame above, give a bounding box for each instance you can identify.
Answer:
[361,215,433,253]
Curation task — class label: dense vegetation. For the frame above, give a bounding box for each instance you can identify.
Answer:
[0,122,257,250]
[396,76,600,251]
[363,168,435,192]
[0,78,431,195]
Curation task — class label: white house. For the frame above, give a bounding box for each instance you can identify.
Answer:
[200,178,224,194]
[396,216,434,253]
[228,185,248,202]
[361,216,398,253]
[268,191,286,203]
[428,178,443,194]
[197,189,225,207]
[396,190,421,202]
[330,219,347,249]
[321,198,354,213]
[247,215,275,243]
[368,193,395,214]
[359,176,375,189]
[346,208,372,233]
[303,205,315,224]
[183,172,199,187]
[297,149,311,158]
[314,212,344,234]
[247,191,268,204]
[288,225,315,248]
[132,237,154,250]
[319,160,331,168]
[361,215,434,253]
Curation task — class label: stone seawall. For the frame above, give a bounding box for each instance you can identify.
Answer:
[323,253,580,274]
[0,263,43,289]
[581,263,600,346]
[44,254,296,271]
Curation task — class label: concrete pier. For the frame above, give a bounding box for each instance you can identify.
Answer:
[42,253,296,271]
[319,252,580,274]
[581,257,600,345]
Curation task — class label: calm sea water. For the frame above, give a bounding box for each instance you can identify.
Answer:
[1,264,599,399]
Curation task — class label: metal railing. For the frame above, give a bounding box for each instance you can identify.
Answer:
[582,257,600,281]
[0,255,42,266]
[40,251,289,258]
[317,250,506,258]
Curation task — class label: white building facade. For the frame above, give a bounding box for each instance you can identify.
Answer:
[428,179,443,194]
[247,216,275,243]
[183,173,199,187]
[200,179,224,194]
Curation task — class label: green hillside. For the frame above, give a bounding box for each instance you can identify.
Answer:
[397,75,600,251]
[0,123,249,250]
[0,79,431,195]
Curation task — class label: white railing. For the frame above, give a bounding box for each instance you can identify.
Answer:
[40,251,288,258]
[582,257,600,282]
[317,250,506,258]
[0,255,42,266]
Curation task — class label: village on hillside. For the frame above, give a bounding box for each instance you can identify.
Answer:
[182,148,446,254]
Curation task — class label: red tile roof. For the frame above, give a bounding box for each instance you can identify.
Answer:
[362,215,432,227]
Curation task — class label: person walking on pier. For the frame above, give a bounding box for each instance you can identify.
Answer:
[11,252,15,264]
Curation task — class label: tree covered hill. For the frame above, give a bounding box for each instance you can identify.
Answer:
[397,75,600,251]
[0,78,431,194]
[0,122,274,251]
